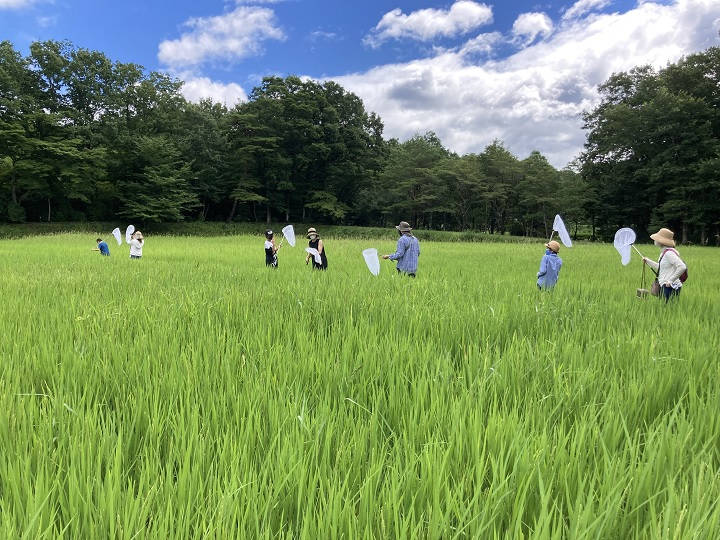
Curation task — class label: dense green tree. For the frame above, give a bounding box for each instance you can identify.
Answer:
[378,132,449,228]
[114,135,197,222]
[178,100,231,220]
[518,151,559,237]
[580,48,720,243]
[477,141,522,234]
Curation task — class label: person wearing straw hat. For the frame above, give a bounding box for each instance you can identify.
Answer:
[642,228,687,302]
[382,221,420,278]
[537,240,562,290]
[305,227,328,270]
[129,231,144,259]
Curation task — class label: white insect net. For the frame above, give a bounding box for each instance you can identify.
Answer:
[362,248,380,276]
[613,227,636,266]
[281,225,296,247]
[305,247,322,264]
[111,227,122,246]
[125,225,135,244]
[553,214,573,247]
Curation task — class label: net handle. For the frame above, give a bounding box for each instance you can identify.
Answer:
[640,261,647,289]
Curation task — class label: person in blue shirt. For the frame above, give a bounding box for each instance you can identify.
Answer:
[382,221,420,277]
[93,238,110,256]
[537,240,562,290]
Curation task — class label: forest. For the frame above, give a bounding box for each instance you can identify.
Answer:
[1,40,718,242]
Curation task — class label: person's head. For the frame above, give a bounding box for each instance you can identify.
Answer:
[96,238,102,244]
[395,221,412,235]
[650,227,675,248]
[306,227,319,241]
[545,240,560,254]
[265,229,274,240]
[134,230,144,243]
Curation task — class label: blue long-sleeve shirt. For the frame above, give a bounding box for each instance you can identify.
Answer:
[389,234,420,274]
[537,250,562,289]
[98,241,110,256]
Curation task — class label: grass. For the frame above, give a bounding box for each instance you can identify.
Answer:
[0,232,718,538]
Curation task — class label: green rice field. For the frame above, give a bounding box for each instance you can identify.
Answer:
[1,232,719,538]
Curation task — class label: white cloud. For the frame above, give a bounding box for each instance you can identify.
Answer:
[332,0,720,167]
[309,30,339,42]
[459,32,503,56]
[364,1,493,48]
[562,0,611,21]
[36,15,57,27]
[180,76,248,106]
[512,12,554,45]
[158,6,285,67]
[0,0,35,8]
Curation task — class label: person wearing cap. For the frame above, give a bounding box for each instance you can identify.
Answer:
[382,221,420,277]
[642,227,687,302]
[264,230,279,268]
[305,227,328,270]
[93,237,110,256]
[537,240,562,290]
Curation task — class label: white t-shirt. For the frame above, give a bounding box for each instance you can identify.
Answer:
[264,240,273,250]
[130,239,143,257]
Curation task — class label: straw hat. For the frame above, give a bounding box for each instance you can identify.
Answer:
[545,240,560,253]
[395,221,412,232]
[306,227,319,239]
[650,228,675,247]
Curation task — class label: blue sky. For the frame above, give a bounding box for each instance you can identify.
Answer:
[2,0,719,166]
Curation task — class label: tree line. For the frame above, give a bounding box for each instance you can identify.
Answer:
[581,48,720,244]
[1,40,718,243]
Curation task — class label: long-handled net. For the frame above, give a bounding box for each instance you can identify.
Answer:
[550,214,572,247]
[111,227,122,246]
[362,248,380,276]
[281,225,296,247]
[613,227,636,265]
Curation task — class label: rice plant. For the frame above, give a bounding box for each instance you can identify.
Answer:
[0,233,718,538]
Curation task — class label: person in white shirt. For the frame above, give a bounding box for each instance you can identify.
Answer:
[642,227,687,302]
[129,230,144,259]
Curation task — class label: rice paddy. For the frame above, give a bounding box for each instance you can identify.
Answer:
[1,232,719,538]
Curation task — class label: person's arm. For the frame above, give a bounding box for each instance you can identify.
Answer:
[384,237,407,260]
[537,255,547,278]
[642,257,659,272]
[317,240,324,254]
